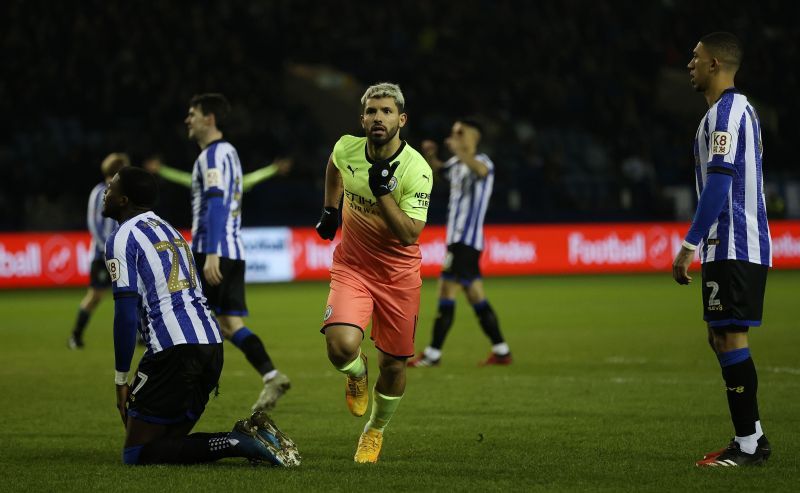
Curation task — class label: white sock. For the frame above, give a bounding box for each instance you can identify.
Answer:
[262,369,278,383]
[492,342,510,355]
[423,347,442,361]
[735,432,758,454]
[755,420,763,438]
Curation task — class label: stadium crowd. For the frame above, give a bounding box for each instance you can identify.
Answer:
[1,0,797,231]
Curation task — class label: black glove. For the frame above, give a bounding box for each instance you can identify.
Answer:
[368,160,400,197]
[315,207,338,240]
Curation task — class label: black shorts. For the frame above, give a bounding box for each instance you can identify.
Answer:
[701,260,768,329]
[127,343,224,425]
[89,259,112,289]
[441,243,482,285]
[193,252,248,316]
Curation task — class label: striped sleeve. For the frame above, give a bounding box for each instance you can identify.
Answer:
[476,154,494,176]
[201,143,225,196]
[707,94,744,175]
[105,228,139,298]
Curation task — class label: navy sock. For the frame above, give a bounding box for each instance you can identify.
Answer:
[431,299,455,350]
[72,309,91,337]
[231,327,275,376]
[135,432,234,465]
[718,348,759,437]
[473,300,504,345]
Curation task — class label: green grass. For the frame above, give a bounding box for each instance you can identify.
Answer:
[1,272,799,492]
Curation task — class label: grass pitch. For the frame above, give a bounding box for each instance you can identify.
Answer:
[1,272,799,492]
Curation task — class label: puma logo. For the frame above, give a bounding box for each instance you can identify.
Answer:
[347,165,358,177]
[422,174,430,182]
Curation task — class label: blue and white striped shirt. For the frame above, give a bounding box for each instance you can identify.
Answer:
[87,182,117,262]
[693,88,772,266]
[443,153,495,251]
[105,211,222,354]
[191,140,245,259]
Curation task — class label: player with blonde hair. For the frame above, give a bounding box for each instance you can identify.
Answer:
[316,82,432,463]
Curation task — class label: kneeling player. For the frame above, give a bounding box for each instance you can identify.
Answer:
[103,167,298,466]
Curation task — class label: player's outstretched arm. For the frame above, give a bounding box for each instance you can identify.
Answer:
[157,164,193,188]
[241,158,293,192]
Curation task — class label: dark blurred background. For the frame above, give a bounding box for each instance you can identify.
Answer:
[1,0,798,231]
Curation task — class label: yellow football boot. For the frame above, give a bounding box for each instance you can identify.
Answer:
[354,428,383,463]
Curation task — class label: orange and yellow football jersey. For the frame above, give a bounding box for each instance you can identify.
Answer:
[331,135,433,283]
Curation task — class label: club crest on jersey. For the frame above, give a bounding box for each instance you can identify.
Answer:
[206,168,221,187]
[106,258,121,282]
[711,131,731,156]
[323,305,333,321]
[388,176,398,192]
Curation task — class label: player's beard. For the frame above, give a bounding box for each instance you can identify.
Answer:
[367,123,399,147]
[101,202,118,220]
[101,197,121,220]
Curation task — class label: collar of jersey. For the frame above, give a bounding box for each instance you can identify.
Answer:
[715,87,739,103]
[205,138,227,148]
[364,140,406,165]
[120,210,155,226]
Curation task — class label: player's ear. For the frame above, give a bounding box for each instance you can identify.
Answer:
[398,112,407,128]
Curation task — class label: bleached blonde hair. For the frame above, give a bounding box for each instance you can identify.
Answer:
[360,82,405,112]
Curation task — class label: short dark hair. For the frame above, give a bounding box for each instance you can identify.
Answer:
[458,118,484,136]
[190,93,231,129]
[118,166,159,208]
[700,32,743,68]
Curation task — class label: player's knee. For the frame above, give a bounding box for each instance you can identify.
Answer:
[82,291,102,310]
[709,325,749,353]
[218,316,244,337]
[325,338,359,367]
[706,328,716,353]
[122,445,144,465]
[378,356,406,378]
[86,296,101,309]
[218,324,235,339]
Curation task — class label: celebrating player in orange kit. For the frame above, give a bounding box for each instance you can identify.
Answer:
[315,82,433,463]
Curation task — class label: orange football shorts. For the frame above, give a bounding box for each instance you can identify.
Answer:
[321,264,420,358]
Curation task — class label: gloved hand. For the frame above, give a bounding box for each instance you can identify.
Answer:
[368,160,400,197]
[315,207,338,240]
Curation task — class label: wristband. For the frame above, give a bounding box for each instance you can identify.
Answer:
[681,240,697,251]
[115,370,129,386]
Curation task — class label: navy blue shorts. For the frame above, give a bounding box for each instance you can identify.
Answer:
[127,343,223,425]
[441,243,482,285]
[193,253,248,316]
[90,259,112,289]
[701,260,768,329]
